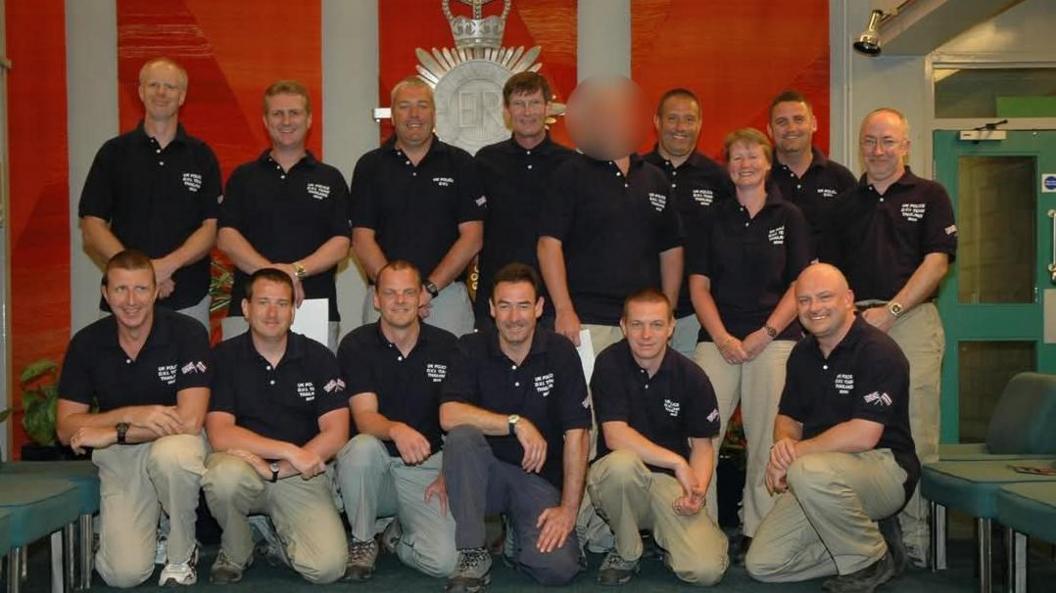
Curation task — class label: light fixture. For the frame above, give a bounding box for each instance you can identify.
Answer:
[853,9,884,56]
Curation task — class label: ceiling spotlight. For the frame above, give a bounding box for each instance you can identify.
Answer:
[853,9,884,56]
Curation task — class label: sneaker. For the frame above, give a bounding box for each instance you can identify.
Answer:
[344,539,379,582]
[380,519,402,555]
[255,538,290,568]
[877,517,907,577]
[155,515,171,564]
[597,551,638,586]
[446,548,492,593]
[210,550,252,585]
[159,546,198,586]
[821,551,896,593]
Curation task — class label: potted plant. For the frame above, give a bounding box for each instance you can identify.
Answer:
[8,358,82,460]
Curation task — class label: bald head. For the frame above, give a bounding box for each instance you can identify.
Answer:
[795,263,856,340]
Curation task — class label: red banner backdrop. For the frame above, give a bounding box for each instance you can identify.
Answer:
[7,0,71,457]
[379,0,578,146]
[632,0,830,160]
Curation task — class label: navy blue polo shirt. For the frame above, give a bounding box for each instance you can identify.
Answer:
[441,327,591,489]
[350,136,486,281]
[643,148,733,318]
[820,168,957,302]
[210,332,348,447]
[688,192,812,342]
[539,153,684,325]
[338,322,457,457]
[59,308,212,411]
[79,122,221,310]
[770,146,856,251]
[780,316,920,500]
[591,340,720,476]
[219,150,351,321]
[475,134,574,325]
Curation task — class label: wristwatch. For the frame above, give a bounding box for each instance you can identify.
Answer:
[887,301,905,319]
[424,280,440,299]
[293,262,307,279]
[507,414,521,436]
[763,324,778,339]
[269,462,280,483]
[115,422,130,445]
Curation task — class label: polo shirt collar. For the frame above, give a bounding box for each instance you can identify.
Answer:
[100,307,172,353]
[134,121,189,147]
[237,330,304,363]
[382,134,449,159]
[857,166,921,191]
[644,145,709,170]
[484,326,549,361]
[256,149,318,169]
[498,133,557,155]
[371,321,429,349]
[808,315,868,361]
[619,339,677,379]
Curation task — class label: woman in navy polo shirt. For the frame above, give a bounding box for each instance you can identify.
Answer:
[687,128,811,556]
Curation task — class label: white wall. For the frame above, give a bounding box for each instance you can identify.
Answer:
[936,0,1056,59]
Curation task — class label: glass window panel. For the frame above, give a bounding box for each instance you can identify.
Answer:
[957,341,1035,443]
[935,67,1056,118]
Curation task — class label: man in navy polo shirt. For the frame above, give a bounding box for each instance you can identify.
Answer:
[335,260,457,581]
[643,88,732,357]
[202,268,350,585]
[80,58,221,329]
[588,289,728,586]
[440,263,590,592]
[474,71,574,330]
[351,77,485,337]
[766,90,856,251]
[820,108,956,563]
[217,80,351,350]
[56,249,211,587]
[746,263,918,593]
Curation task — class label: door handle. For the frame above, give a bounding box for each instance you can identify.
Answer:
[1049,209,1056,283]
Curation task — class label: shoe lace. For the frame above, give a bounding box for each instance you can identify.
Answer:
[457,549,488,573]
[349,540,376,562]
[602,552,635,571]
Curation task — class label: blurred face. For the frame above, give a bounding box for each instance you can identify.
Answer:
[138,62,186,121]
[620,300,674,363]
[242,279,295,340]
[374,268,421,330]
[654,95,701,159]
[103,267,157,332]
[768,101,816,157]
[728,141,771,190]
[795,267,855,340]
[506,89,548,141]
[264,93,311,151]
[392,84,435,148]
[859,111,909,186]
[490,281,542,348]
[567,78,645,161]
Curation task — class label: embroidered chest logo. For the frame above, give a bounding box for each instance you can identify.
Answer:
[426,363,448,383]
[648,192,668,212]
[864,391,893,407]
[306,183,331,200]
[663,398,681,417]
[181,361,208,375]
[768,225,785,246]
[707,408,720,423]
[182,172,202,193]
[817,187,839,199]
[900,202,926,222]
[433,176,455,188]
[692,188,714,206]
[834,373,854,395]
[296,381,316,402]
[533,372,555,397]
[157,364,178,385]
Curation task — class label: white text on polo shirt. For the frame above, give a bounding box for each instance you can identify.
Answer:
[817,187,839,199]
[157,364,178,384]
[181,361,208,375]
[297,382,316,401]
[182,172,203,192]
[433,176,455,188]
[863,391,893,407]
[648,192,667,212]
[900,203,926,221]
[306,183,331,200]
[835,373,854,394]
[323,378,346,394]
[426,363,448,383]
[768,225,785,246]
[692,189,714,206]
[533,372,555,397]
[663,399,680,417]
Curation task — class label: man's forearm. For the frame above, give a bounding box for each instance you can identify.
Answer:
[352,410,400,441]
[80,216,125,264]
[297,236,350,277]
[559,428,588,510]
[773,414,803,443]
[161,219,217,273]
[659,247,683,308]
[891,252,949,311]
[351,228,388,282]
[537,237,575,313]
[217,227,272,274]
[602,422,687,471]
[439,401,509,435]
[796,419,883,457]
[688,439,715,493]
[428,222,482,289]
[207,420,297,461]
[765,283,799,333]
[689,275,731,341]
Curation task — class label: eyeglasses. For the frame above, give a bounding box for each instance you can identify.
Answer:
[860,138,904,151]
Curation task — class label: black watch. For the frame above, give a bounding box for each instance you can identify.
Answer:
[764,324,778,339]
[424,281,440,299]
[115,422,130,445]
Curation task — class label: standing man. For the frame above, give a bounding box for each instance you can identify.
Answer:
[766,90,856,250]
[56,250,211,587]
[588,289,728,586]
[746,263,918,593]
[80,58,221,329]
[821,108,956,564]
[203,268,350,584]
[474,71,574,329]
[351,77,485,337]
[440,263,590,591]
[643,88,732,357]
[217,80,351,350]
[335,260,457,581]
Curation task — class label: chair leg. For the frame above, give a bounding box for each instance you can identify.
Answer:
[78,514,92,590]
[977,517,992,593]
[18,548,25,582]
[7,547,21,593]
[63,524,75,593]
[50,531,62,593]
[931,501,947,571]
[1011,531,1027,593]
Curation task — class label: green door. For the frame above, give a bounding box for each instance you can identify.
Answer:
[933,130,1056,443]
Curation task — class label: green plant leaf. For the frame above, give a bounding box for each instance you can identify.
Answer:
[19,359,57,384]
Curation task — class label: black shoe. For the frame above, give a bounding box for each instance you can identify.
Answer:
[732,536,752,565]
[821,551,896,593]
[877,516,907,577]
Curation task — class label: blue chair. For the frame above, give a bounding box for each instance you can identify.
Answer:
[0,476,80,593]
[997,482,1056,593]
[0,461,99,590]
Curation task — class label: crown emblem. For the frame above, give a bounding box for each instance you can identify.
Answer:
[442,0,511,50]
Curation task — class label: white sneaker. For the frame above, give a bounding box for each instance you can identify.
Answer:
[159,546,198,586]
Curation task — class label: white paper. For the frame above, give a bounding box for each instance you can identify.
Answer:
[292,298,329,347]
[576,328,596,382]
